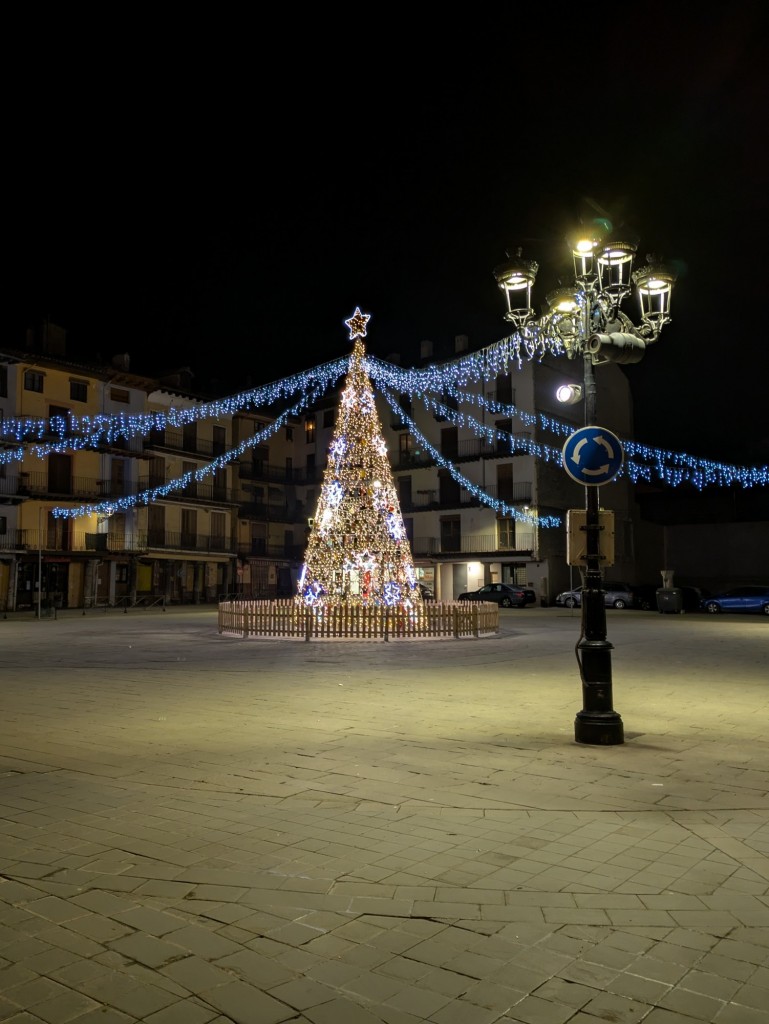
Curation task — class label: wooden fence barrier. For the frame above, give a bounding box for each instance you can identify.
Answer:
[218,600,498,641]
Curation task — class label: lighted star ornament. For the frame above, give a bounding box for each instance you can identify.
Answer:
[344,307,371,340]
[297,309,423,609]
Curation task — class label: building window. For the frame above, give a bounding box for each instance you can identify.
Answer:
[495,419,512,454]
[181,508,197,548]
[399,433,413,460]
[441,427,458,459]
[0,365,8,397]
[498,517,515,550]
[183,421,197,452]
[111,458,126,496]
[24,370,44,393]
[305,415,316,444]
[495,373,513,406]
[210,511,226,547]
[497,463,514,502]
[440,516,461,552]
[213,466,227,499]
[286,426,293,441]
[212,425,226,455]
[398,476,412,508]
[48,405,72,437]
[149,456,165,487]
[70,380,88,402]
[182,460,197,497]
[0,515,6,535]
[110,387,130,403]
[323,409,334,428]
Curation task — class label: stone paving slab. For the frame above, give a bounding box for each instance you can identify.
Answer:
[1,606,768,1023]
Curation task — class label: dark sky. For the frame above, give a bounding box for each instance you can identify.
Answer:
[6,6,768,466]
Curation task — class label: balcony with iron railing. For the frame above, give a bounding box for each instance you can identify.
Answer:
[22,424,145,457]
[136,478,235,505]
[410,533,535,557]
[236,540,305,560]
[143,430,228,459]
[401,488,479,512]
[400,481,532,514]
[393,449,436,470]
[4,472,109,501]
[237,463,324,485]
[433,396,459,422]
[143,531,235,554]
[237,500,308,524]
[1,529,236,556]
[484,389,515,407]
[0,472,236,506]
[479,482,533,505]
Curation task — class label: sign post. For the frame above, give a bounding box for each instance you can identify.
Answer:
[562,425,624,745]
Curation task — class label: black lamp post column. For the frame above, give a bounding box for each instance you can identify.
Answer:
[574,348,624,745]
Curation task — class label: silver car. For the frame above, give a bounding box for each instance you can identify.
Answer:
[555,582,635,610]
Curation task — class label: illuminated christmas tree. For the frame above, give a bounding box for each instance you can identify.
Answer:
[297,308,423,608]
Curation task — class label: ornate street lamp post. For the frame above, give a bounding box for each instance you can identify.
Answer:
[494,228,675,744]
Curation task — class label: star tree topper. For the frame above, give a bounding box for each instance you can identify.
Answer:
[344,307,371,340]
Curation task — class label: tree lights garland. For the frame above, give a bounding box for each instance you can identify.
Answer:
[298,309,422,609]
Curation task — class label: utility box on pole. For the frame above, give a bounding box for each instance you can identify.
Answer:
[567,509,615,567]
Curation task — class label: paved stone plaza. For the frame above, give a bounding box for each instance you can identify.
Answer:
[1,605,768,1024]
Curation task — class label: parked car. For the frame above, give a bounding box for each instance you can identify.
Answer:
[417,583,435,600]
[521,586,537,605]
[457,583,528,608]
[555,582,634,609]
[701,586,769,615]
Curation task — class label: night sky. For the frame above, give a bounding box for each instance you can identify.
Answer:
[6,7,768,466]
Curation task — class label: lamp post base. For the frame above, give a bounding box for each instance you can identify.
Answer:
[574,635,624,745]
[575,709,624,745]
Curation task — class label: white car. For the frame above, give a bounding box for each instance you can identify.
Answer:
[555,582,634,610]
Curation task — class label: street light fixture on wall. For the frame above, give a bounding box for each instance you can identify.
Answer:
[494,225,676,745]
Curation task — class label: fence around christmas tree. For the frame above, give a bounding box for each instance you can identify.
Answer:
[218,599,498,641]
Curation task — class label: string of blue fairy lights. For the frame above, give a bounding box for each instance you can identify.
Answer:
[50,395,316,519]
[364,362,765,493]
[364,357,769,490]
[377,386,562,529]
[1,335,764,523]
[0,357,349,460]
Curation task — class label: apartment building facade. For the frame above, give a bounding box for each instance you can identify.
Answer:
[0,329,238,612]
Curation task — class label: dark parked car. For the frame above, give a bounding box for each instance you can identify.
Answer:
[701,586,769,615]
[457,583,528,608]
[417,583,435,600]
[555,582,634,609]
